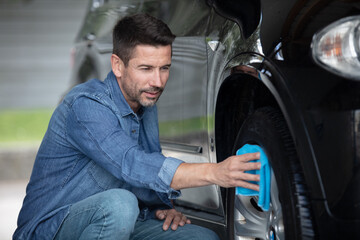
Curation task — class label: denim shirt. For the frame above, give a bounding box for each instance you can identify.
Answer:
[13,71,183,240]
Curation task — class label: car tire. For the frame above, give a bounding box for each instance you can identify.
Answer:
[227,107,316,240]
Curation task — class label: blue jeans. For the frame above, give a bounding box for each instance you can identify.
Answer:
[54,189,219,240]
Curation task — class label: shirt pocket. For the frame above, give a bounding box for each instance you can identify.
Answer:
[87,161,121,190]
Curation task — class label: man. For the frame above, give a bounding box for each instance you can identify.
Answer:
[14,13,260,240]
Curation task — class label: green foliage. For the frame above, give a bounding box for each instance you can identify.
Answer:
[0,109,53,143]
[159,115,214,138]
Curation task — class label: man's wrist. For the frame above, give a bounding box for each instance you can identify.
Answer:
[203,162,217,186]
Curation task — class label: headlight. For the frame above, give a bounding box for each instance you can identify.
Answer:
[311,15,360,81]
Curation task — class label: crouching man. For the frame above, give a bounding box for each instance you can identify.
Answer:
[13,13,260,240]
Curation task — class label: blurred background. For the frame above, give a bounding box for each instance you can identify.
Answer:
[0,0,88,238]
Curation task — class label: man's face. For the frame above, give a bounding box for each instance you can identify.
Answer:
[114,44,172,112]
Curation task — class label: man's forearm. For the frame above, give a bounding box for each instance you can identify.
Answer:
[170,163,215,190]
[170,153,262,191]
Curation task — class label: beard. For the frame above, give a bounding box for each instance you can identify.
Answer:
[121,75,164,109]
[138,87,164,107]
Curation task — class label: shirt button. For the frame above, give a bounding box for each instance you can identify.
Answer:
[131,130,136,133]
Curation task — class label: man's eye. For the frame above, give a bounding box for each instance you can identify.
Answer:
[141,67,151,71]
[161,66,170,71]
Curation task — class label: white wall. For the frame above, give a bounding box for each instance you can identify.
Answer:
[0,0,88,110]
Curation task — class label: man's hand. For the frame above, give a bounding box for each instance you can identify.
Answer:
[171,152,261,191]
[155,209,191,231]
[211,152,261,191]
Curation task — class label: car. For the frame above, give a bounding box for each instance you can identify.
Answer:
[69,0,360,239]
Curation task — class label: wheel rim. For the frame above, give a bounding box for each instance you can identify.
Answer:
[233,172,285,240]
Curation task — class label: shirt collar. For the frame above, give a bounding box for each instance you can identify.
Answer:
[105,71,145,119]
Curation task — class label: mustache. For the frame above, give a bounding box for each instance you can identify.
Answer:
[140,87,164,94]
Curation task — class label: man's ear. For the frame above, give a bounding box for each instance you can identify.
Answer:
[111,54,124,78]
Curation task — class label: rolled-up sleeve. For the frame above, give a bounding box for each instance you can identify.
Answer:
[158,157,183,198]
[66,96,183,196]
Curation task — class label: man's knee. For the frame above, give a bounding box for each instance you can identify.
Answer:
[99,189,140,225]
[55,189,139,239]
[84,188,139,237]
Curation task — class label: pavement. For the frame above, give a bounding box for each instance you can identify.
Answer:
[0,144,38,240]
[0,180,28,240]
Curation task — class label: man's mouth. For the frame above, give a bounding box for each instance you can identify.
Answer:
[144,91,160,98]
[142,88,163,99]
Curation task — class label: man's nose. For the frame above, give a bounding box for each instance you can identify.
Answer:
[149,69,162,88]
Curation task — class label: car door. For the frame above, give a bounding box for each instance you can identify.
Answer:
[157,36,224,216]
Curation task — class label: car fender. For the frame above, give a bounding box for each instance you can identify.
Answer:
[214,52,326,205]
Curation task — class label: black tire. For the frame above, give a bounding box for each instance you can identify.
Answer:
[227,107,316,240]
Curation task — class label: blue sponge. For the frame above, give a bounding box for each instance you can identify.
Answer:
[235,144,271,211]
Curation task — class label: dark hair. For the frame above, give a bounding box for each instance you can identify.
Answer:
[112,13,176,66]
